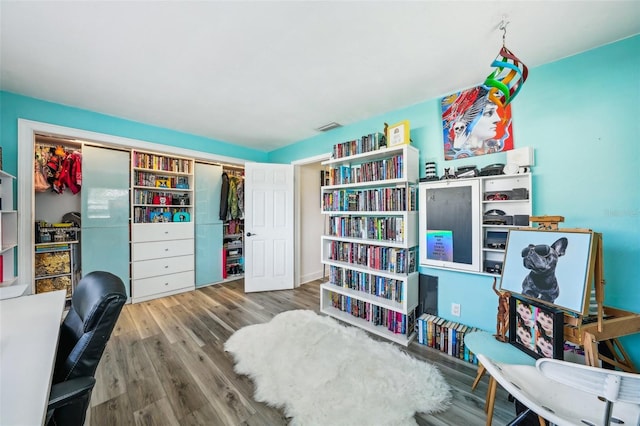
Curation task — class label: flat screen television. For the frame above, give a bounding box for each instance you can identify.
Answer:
[418,179,481,272]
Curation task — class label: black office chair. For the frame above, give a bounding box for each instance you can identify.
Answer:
[46,271,127,426]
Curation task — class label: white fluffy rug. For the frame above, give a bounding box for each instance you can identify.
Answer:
[224,310,451,426]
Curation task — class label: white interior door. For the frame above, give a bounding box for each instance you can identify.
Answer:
[244,162,294,292]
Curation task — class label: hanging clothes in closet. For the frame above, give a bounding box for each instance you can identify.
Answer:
[236,178,244,219]
[228,176,239,219]
[220,168,244,221]
[219,172,229,221]
[35,144,82,194]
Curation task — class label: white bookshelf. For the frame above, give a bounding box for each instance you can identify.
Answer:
[319,142,419,346]
[0,170,23,299]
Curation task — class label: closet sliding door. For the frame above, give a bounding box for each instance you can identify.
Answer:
[81,145,131,295]
[194,162,223,287]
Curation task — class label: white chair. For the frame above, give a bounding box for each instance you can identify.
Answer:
[476,353,640,426]
[536,358,640,426]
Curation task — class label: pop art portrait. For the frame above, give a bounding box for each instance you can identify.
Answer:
[441,85,514,161]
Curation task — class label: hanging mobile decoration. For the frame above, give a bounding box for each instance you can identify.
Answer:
[484,19,528,108]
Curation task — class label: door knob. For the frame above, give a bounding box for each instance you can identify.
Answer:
[246,232,255,237]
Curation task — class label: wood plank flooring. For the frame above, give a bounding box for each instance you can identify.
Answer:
[89,279,519,426]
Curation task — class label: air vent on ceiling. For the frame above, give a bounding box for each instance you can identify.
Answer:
[315,122,342,132]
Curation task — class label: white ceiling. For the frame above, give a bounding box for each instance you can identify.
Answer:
[1,1,639,152]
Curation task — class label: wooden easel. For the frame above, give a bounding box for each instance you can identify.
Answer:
[529,216,640,373]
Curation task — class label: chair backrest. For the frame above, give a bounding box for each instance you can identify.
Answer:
[53,271,127,384]
[536,358,640,405]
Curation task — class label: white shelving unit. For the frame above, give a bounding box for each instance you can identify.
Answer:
[0,170,21,298]
[130,150,195,303]
[223,225,244,279]
[319,143,420,346]
[34,241,78,300]
[418,173,532,276]
[481,173,532,276]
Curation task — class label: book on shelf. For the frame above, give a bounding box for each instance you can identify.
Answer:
[326,290,414,337]
[414,315,478,365]
[448,323,455,356]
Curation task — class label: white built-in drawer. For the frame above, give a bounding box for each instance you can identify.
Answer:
[132,222,194,243]
[133,270,194,299]
[132,254,194,280]
[132,239,194,262]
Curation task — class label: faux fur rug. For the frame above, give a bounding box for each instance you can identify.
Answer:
[224,310,451,426]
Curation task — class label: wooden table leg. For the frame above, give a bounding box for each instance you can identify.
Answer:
[485,376,497,426]
[472,363,486,391]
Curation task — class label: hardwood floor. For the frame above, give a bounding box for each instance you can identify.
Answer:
[89,279,518,425]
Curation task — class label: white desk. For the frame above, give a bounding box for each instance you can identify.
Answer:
[0,290,66,426]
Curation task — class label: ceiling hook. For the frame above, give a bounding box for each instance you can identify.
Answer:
[499,18,509,46]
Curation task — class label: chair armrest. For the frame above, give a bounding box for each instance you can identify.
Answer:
[48,377,96,411]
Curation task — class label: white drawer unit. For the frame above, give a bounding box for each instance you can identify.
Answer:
[132,270,195,302]
[132,222,194,243]
[131,196,195,303]
[132,239,194,262]
[133,254,194,280]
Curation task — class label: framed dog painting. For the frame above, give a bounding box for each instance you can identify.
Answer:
[509,294,564,359]
[499,229,598,315]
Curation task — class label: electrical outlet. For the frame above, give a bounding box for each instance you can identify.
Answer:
[451,303,461,317]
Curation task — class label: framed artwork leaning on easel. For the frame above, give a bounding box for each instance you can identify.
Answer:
[499,224,640,372]
[499,228,598,316]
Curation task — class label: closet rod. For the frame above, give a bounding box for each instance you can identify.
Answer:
[222,164,244,170]
[35,142,80,151]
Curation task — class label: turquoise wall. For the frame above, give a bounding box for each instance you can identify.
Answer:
[1,35,638,366]
[0,92,268,179]
[271,35,640,365]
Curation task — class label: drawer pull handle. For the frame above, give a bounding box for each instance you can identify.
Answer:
[165,248,169,251]
[164,282,169,286]
[164,265,169,269]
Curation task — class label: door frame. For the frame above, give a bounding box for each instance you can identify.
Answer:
[17,119,245,294]
[291,152,330,287]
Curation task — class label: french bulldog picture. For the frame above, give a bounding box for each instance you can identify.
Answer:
[521,237,568,303]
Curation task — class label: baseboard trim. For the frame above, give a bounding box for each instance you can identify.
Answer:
[300,270,324,284]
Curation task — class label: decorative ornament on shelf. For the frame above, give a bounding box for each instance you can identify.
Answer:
[484,18,529,108]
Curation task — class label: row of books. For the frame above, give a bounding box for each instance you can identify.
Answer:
[332,132,385,159]
[328,291,415,335]
[328,242,417,274]
[415,314,480,365]
[328,265,405,303]
[322,187,416,212]
[133,152,191,173]
[328,216,406,243]
[325,155,403,185]
[133,207,190,223]
[133,190,174,205]
[133,171,190,189]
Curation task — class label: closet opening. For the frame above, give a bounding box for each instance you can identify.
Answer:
[33,134,83,304]
[221,165,245,280]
